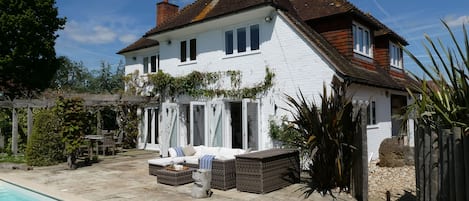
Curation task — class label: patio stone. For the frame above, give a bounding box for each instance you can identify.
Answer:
[0,149,354,201]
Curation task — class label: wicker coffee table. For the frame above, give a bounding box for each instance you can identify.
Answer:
[155,166,195,186]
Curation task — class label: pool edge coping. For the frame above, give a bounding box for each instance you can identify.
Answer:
[0,173,90,201]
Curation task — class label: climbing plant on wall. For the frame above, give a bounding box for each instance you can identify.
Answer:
[124,67,275,100]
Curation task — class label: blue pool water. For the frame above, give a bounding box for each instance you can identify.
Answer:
[0,180,60,201]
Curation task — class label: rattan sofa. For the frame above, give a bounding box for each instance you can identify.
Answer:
[148,146,246,190]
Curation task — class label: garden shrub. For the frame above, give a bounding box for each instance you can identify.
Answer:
[25,109,64,166]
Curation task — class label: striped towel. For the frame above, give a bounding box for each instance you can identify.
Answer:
[199,155,215,170]
[174,147,185,157]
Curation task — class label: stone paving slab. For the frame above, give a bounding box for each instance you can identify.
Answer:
[0,150,355,201]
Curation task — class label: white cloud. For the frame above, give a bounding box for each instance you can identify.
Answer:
[119,34,138,44]
[444,15,469,27]
[64,20,117,44]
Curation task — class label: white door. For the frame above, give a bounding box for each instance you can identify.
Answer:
[140,107,159,150]
[160,102,178,157]
[242,99,259,150]
[190,102,207,146]
[208,101,224,147]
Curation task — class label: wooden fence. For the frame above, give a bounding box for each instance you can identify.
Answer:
[415,126,469,201]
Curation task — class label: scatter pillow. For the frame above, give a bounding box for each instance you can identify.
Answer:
[174,147,185,157]
[183,145,196,156]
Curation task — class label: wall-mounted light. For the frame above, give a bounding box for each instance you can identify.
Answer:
[265,16,272,23]
[385,91,389,97]
[167,40,172,45]
[132,56,137,61]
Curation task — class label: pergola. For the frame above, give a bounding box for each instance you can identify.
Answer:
[0,93,155,154]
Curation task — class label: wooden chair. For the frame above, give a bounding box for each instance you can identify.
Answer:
[99,133,116,155]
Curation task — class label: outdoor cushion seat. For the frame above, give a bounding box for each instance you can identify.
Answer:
[148,145,247,190]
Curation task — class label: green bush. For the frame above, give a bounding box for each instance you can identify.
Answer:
[25,109,64,166]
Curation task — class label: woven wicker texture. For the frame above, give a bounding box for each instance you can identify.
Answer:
[235,149,300,194]
[155,168,195,186]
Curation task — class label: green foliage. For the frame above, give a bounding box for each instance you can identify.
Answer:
[269,117,304,150]
[124,67,275,99]
[404,22,469,133]
[55,97,87,156]
[285,83,360,197]
[118,104,140,149]
[0,153,26,163]
[0,0,66,98]
[51,58,124,94]
[25,109,64,166]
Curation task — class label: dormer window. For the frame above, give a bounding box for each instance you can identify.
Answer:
[390,42,403,69]
[352,22,372,58]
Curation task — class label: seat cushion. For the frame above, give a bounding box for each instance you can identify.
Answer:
[148,157,185,167]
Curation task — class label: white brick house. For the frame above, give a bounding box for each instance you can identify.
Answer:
[118,0,415,159]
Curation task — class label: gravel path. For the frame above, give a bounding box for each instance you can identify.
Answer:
[368,161,416,201]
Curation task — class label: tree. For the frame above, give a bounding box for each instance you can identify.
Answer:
[0,0,66,98]
[51,56,93,92]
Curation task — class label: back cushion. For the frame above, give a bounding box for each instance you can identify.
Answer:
[168,147,177,158]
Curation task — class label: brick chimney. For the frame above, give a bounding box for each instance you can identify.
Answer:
[157,0,179,26]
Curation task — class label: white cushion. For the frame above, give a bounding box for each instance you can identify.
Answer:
[184,156,199,165]
[168,148,177,158]
[148,157,185,166]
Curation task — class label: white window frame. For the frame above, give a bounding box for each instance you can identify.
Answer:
[352,22,373,58]
[224,23,260,56]
[179,38,197,64]
[367,100,377,126]
[389,42,403,69]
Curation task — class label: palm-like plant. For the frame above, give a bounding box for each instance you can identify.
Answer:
[285,83,360,197]
[404,22,469,133]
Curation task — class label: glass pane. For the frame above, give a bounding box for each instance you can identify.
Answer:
[190,39,196,61]
[364,30,369,55]
[147,109,152,143]
[154,109,159,144]
[225,30,233,55]
[150,56,157,72]
[180,41,186,62]
[358,28,363,52]
[237,27,246,53]
[250,24,259,50]
[143,57,149,74]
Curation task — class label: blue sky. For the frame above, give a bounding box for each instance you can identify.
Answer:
[55,0,469,74]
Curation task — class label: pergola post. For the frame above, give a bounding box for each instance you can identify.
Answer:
[11,107,18,154]
[27,107,33,141]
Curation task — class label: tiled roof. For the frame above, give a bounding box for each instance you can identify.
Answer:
[117,37,159,54]
[121,0,415,91]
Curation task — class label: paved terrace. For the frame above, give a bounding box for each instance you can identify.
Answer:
[0,150,354,201]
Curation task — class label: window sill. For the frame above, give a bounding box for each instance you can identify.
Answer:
[178,61,197,66]
[390,65,403,71]
[353,52,373,61]
[222,50,261,59]
[367,125,379,129]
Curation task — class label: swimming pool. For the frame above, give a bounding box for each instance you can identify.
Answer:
[0,179,61,201]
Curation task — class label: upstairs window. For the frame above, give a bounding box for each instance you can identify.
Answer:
[352,23,372,57]
[237,27,246,53]
[180,41,187,62]
[225,30,234,54]
[180,38,197,62]
[225,24,260,55]
[250,24,260,50]
[390,42,402,68]
[150,56,157,73]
